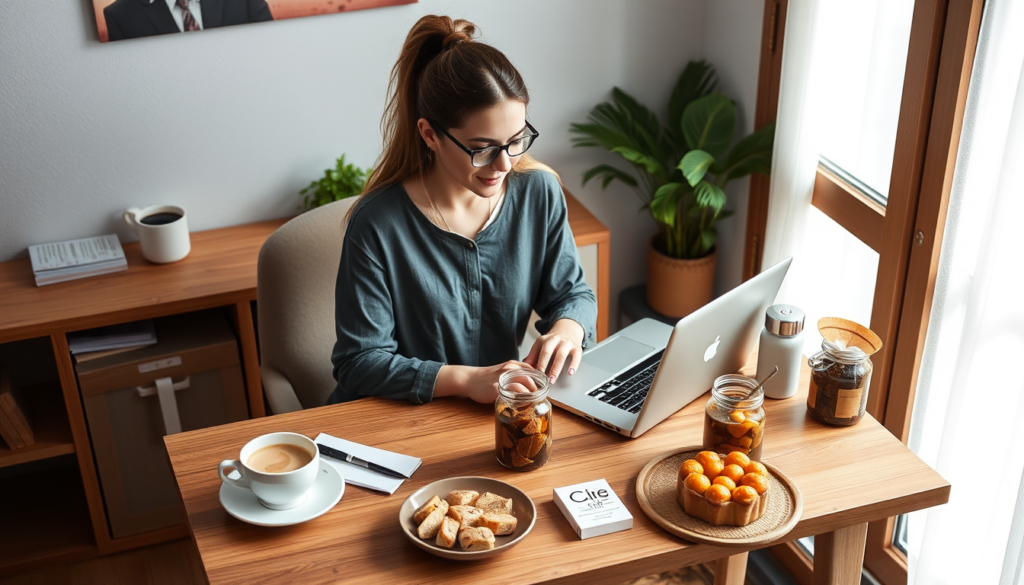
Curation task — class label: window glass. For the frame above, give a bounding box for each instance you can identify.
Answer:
[813,0,916,200]
[786,207,879,358]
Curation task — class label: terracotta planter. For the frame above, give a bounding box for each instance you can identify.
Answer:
[646,241,717,319]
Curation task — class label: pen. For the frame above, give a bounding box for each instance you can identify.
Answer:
[316,443,409,479]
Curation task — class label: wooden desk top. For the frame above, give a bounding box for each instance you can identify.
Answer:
[165,361,949,585]
[0,191,607,345]
[0,220,287,344]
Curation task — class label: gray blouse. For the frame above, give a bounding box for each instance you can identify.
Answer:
[328,170,597,405]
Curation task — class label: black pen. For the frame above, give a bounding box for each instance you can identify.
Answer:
[316,443,409,479]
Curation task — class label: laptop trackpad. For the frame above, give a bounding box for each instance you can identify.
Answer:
[583,337,656,374]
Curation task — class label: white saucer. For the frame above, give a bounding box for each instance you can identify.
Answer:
[219,460,344,527]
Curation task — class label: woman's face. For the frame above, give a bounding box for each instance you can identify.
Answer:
[425,100,528,199]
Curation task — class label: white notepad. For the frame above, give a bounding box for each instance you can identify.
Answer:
[553,478,633,539]
[315,433,421,495]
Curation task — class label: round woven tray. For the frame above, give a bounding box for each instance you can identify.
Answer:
[635,446,803,547]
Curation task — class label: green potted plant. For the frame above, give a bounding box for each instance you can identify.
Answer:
[570,60,775,317]
[300,154,370,211]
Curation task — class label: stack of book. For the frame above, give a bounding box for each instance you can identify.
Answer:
[67,319,157,356]
[28,234,127,286]
[0,368,34,450]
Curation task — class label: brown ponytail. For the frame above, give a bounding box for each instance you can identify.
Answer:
[356,14,555,209]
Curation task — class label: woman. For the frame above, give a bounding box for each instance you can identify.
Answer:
[327,15,597,405]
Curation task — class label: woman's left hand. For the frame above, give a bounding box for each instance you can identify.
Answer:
[524,319,585,384]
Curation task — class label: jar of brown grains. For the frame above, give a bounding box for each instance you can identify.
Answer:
[807,317,883,426]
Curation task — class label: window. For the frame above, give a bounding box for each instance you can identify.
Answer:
[815,0,915,200]
[747,1,984,584]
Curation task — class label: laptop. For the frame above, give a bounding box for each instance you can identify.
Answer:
[549,257,792,438]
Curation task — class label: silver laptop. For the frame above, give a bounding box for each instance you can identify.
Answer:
[549,257,792,438]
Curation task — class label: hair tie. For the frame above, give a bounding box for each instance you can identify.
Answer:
[442,31,470,50]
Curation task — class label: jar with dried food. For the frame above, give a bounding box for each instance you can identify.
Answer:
[495,369,552,470]
[702,374,765,460]
[807,317,883,426]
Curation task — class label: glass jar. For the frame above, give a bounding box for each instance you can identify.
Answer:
[807,339,873,426]
[702,374,766,460]
[495,369,552,471]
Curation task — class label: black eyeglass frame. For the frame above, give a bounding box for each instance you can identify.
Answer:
[428,120,540,167]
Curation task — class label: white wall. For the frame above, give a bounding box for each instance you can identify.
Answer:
[0,0,762,327]
[704,0,765,297]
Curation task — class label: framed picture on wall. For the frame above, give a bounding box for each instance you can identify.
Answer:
[92,0,417,43]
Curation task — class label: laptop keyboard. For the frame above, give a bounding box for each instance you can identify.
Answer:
[587,349,666,414]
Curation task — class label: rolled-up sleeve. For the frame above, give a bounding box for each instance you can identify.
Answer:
[331,230,441,404]
[532,175,598,348]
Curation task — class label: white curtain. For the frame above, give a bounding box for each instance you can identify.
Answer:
[761,0,882,358]
[761,0,821,281]
[907,1,1024,583]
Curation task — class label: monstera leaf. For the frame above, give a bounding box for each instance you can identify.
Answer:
[683,94,736,158]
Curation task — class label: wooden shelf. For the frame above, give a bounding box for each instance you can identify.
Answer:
[0,458,97,575]
[0,382,75,469]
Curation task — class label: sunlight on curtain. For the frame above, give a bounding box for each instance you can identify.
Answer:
[905,1,1024,583]
[792,207,878,357]
[763,0,886,355]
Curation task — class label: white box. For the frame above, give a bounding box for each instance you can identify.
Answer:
[553,479,633,540]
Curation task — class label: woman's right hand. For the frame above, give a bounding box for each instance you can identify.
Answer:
[435,361,537,403]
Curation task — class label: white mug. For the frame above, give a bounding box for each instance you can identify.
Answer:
[218,432,320,510]
[123,205,191,264]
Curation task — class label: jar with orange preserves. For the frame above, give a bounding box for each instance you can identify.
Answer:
[702,374,765,460]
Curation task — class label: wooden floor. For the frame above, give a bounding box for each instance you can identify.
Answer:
[0,539,720,585]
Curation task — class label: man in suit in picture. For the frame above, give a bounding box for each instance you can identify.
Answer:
[103,0,274,42]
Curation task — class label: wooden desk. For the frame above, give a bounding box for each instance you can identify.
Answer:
[165,361,949,585]
[0,191,609,575]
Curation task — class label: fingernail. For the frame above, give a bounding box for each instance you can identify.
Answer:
[569,368,575,376]
[550,375,556,384]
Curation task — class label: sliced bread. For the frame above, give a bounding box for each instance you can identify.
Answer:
[416,500,449,540]
[477,512,517,536]
[435,515,460,549]
[458,526,496,551]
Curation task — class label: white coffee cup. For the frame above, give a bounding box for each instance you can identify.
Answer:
[218,432,320,510]
[123,204,191,264]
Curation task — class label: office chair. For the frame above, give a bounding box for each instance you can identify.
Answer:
[256,197,357,413]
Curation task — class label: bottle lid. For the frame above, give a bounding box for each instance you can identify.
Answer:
[765,304,805,337]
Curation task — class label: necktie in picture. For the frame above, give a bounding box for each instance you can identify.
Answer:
[175,0,201,32]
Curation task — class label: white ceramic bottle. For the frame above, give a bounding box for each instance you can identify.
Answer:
[756,304,806,399]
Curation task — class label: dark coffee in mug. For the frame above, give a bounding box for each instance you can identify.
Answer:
[140,212,183,226]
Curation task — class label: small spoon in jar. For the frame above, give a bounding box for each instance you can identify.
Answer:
[745,366,779,399]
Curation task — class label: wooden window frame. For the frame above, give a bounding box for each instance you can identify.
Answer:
[744,0,984,583]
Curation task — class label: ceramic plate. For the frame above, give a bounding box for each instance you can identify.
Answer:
[219,460,344,527]
[399,476,536,560]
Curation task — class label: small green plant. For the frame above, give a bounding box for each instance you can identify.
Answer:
[300,154,370,211]
[570,60,775,259]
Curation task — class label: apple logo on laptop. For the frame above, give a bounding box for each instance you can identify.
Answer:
[704,336,721,362]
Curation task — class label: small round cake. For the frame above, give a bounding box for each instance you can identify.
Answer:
[676,451,769,527]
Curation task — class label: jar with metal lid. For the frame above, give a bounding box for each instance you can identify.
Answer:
[495,369,552,470]
[702,374,765,460]
[807,317,883,426]
[756,304,806,399]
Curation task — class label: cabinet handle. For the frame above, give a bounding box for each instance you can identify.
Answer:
[136,375,191,397]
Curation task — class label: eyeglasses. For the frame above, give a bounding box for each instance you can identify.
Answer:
[429,120,540,167]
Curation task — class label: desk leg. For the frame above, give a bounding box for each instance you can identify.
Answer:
[714,552,748,585]
[813,522,869,585]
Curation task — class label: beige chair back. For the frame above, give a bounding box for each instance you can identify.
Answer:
[257,198,357,412]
